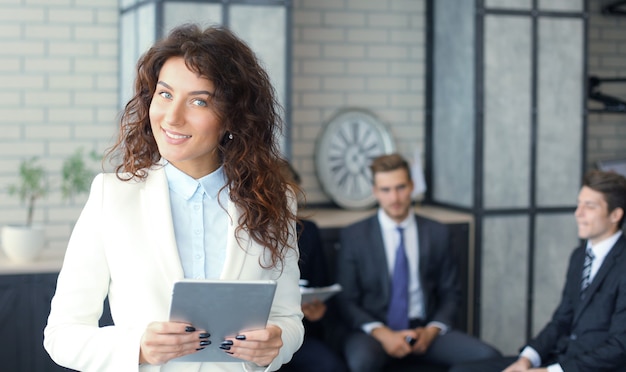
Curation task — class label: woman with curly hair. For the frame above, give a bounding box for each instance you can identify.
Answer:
[44,24,304,372]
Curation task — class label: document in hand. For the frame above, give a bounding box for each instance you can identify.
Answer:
[169,279,277,362]
[300,283,342,304]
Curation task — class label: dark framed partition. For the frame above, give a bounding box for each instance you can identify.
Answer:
[118,0,292,157]
[425,0,586,355]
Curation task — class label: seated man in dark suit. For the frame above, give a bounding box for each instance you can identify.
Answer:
[451,170,626,372]
[279,162,347,372]
[336,153,501,371]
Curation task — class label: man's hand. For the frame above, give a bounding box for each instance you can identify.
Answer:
[139,322,209,365]
[302,299,326,322]
[411,326,440,354]
[502,357,533,372]
[371,326,417,358]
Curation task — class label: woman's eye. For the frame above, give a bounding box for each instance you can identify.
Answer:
[192,98,208,107]
[159,91,172,99]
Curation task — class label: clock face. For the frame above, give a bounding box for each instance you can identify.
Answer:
[315,110,395,209]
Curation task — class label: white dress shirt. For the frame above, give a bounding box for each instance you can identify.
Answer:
[378,210,425,321]
[362,209,447,334]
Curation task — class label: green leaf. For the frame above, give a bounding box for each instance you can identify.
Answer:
[7,157,48,226]
[61,148,97,200]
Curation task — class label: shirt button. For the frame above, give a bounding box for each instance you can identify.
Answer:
[570,334,577,340]
[195,254,202,259]
[194,229,201,235]
[194,205,200,210]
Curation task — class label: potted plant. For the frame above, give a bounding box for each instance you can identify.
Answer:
[1,149,97,262]
[2,157,48,262]
[61,148,98,202]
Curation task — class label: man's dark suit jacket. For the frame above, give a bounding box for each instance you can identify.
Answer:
[297,219,332,339]
[526,235,626,371]
[336,213,461,331]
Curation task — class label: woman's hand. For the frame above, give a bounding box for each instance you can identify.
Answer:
[220,325,283,367]
[139,322,210,365]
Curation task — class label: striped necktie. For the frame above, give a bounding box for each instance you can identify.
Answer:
[580,247,595,296]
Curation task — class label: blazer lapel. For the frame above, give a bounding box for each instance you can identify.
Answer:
[142,167,184,283]
[142,167,248,281]
[416,216,429,276]
[574,236,626,321]
[371,217,391,300]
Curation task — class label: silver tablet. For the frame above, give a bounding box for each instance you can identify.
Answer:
[169,279,277,362]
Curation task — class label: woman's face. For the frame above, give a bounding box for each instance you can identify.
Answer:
[149,56,222,179]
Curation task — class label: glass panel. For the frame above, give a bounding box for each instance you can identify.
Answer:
[538,0,583,12]
[533,213,579,335]
[536,18,583,207]
[432,0,475,208]
[483,15,531,208]
[119,4,156,109]
[230,5,287,155]
[120,0,137,11]
[162,3,223,37]
[481,215,528,355]
[120,11,137,108]
[485,0,532,10]
[137,5,156,55]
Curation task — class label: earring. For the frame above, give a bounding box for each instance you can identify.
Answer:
[228,133,233,140]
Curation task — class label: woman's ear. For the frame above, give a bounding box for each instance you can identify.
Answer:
[221,132,233,145]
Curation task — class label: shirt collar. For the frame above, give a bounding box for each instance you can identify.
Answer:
[587,230,623,261]
[164,162,226,200]
[377,208,415,231]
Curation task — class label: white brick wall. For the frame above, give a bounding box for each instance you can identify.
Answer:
[587,1,626,169]
[1,0,623,252]
[291,0,426,204]
[0,0,118,250]
[0,0,426,251]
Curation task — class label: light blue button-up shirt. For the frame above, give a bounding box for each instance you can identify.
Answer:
[164,162,229,280]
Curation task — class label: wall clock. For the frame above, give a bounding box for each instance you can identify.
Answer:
[315,109,395,210]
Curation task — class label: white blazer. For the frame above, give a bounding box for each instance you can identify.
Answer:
[44,167,304,372]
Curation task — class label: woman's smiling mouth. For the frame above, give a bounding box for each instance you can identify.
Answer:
[163,127,192,139]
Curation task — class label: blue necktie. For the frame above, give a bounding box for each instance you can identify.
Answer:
[581,247,594,296]
[387,227,409,330]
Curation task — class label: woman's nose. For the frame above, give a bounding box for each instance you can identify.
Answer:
[164,101,184,126]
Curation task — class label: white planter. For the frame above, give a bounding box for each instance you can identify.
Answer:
[1,225,46,263]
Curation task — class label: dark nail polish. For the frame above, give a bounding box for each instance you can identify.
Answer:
[200,340,211,346]
[185,326,196,332]
[225,351,234,355]
[235,335,246,340]
[221,340,233,346]
[219,345,231,350]
[196,347,205,351]
[199,333,210,339]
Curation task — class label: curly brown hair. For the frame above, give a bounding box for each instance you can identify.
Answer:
[106,24,300,268]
